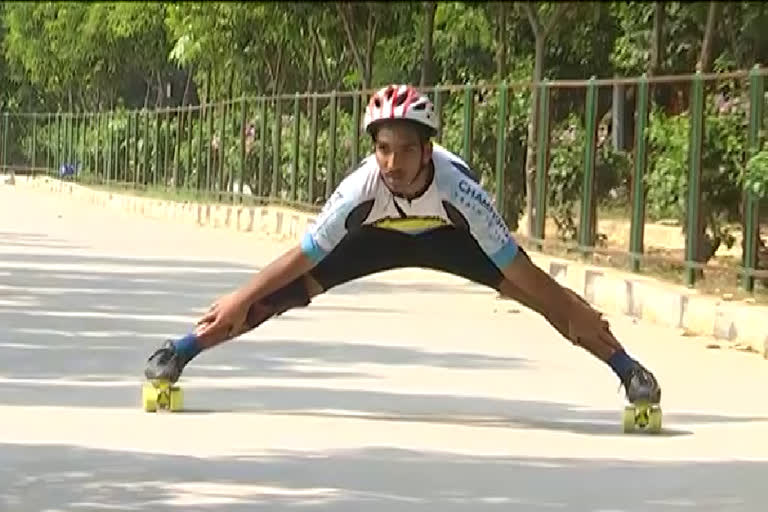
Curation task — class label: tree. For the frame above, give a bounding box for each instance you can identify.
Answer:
[520,2,571,237]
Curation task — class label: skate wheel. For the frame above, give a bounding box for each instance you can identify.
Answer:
[142,380,182,413]
[142,382,158,412]
[622,405,636,433]
[169,386,184,412]
[648,406,662,434]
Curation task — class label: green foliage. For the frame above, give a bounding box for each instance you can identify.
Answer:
[745,149,768,198]
[646,96,748,261]
[3,0,768,276]
[547,112,630,240]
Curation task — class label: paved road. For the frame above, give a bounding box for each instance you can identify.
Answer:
[2,184,767,511]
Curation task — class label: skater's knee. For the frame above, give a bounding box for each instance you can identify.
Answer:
[263,275,312,313]
[243,276,314,331]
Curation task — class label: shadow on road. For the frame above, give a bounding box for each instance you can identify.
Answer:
[3,230,767,437]
[1,442,764,511]
[0,231,526,400]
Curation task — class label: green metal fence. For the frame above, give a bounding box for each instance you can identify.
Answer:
[2,68,767,294]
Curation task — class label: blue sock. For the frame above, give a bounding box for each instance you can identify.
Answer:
[173,333,202,362]
[607,349,637,382]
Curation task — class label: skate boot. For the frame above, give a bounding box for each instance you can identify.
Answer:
[621,363,662,433]
[142,340,185,413]
[144,340,187,383]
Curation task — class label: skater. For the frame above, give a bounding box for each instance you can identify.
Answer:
[144,84,661,411]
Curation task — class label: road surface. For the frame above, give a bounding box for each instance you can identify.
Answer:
[1,184,767,511]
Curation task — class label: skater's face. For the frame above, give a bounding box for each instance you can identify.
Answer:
[373,122,432,195]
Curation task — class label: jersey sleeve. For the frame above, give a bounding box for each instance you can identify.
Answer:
[443,174,520,269]
[300,165,370,264]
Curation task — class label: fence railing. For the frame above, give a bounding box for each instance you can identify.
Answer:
[2,67,767,294]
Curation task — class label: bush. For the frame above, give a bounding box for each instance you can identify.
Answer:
[646,100,747,264]
[547,112,631,241]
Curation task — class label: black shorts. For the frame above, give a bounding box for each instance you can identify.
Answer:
[307,225,505,293]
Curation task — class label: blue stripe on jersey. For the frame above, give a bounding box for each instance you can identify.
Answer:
[300,231,328,264]
[490,239,520,269]
[451,161,479,183]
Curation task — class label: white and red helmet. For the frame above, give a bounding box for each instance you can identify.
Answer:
[363,84,438,136]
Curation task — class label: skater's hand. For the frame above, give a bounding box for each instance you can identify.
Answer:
[195,291,250,340]
[566,299,620,350]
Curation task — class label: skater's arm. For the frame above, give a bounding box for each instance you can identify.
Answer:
[235,244,316,304]
[195,244,316,339]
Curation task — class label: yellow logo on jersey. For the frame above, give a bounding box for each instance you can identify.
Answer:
[371,216,449,232]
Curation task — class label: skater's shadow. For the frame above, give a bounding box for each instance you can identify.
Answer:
[170,384,761,438]
[179,407,694,438]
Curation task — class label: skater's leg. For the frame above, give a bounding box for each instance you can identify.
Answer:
[145,227,413,382]
[497,278,618,359]
[412,228,660,404]
[497,276,660,403]
[144,274,315,382]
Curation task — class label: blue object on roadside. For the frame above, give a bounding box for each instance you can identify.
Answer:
[59,163,78,179]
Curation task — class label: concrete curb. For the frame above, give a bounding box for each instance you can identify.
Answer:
[16,176,768,359]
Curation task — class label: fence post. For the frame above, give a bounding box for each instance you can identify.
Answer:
[31,113,37,173]
[258,98,267,197]
[291,93,300,202]
[630,74,650,272]
[579,76,598,257]
[196,105,204,192]
[218,102,227,197]
[175,108,182,190]
[308,94,318,204]
[206,102,215,194]
[326,91,338,199]
[462,84,473,167]
[122,113,129,183]
[743,64,763,292]
[2,113,7,174]
[164,109,171,190]
[434,86,443,143]
[154,110,162,188]
[271,96,282,198]
[238,98,247,203]
[494,82,508,210]
[352,91,360,166]
[134,111,141,188]
[46,113,52,174]
[685,71,705,287]
[533,79,551,250]
[107,111,114,184]
[145,109,152,187]
[65,113,71,168]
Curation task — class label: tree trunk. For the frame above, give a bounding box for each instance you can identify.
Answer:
[337,3,377,90]
[420,1,437,87]
[524,36,545,237]
[692,1,720,267]
[649,2,665,77]
[364,9,378,90]
[338,4,366,88]
[308,34,317,93]
[311,25,333,89]
[181,67,193,108]
[697,1,719,73]
[143,79,150,110]
[155,71,164,108]
[521,3,569,238]
[496,2,508,79]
